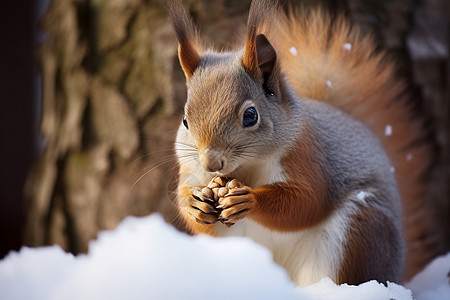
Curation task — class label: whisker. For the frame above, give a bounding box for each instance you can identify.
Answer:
[129,154,197,190]
[174,141,197,150]
[233,142,261,151]
[237,152,262,159]
[131,152,198,181]
[174,148,198,153]
[129,149,177,165]
[155,158,197,192]
[130,145,197,166]
[131,158,177,179]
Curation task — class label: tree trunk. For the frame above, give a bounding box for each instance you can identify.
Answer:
[25,0,448,278]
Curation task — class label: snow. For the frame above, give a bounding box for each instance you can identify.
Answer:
[356,191,367,200]
[343,43,352,51]
[385,124,392,136]
[405,252,450,300]
[302,278,411,300]
[0,214,448,300]
[290,46,298,56]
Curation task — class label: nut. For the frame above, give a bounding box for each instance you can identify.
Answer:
[218,187,228,198]
[226,179,243,189]
[201,187,214,200]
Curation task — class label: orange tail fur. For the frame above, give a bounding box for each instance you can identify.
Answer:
[267,8,436,280]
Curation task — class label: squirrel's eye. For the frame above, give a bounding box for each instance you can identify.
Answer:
[183,116,189,129]
[243,107,258,128]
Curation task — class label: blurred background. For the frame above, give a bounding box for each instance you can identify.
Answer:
[0,0,448,280]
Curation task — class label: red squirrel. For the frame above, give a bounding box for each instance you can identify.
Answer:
[167,0,433,286]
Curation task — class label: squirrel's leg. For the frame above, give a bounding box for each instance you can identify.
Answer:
[218,180,333,232]
[337,202,404,284]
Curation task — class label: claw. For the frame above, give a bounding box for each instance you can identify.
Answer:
[224,187,250,197]
[197,219,213,225]
[191,187,214,203]
[219,218,235,227]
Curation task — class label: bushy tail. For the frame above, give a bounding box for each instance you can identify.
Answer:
[269,7,437,280]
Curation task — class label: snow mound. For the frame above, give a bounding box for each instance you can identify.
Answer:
[0,214,447,300]
[302,277,411,300]
[405,252,450,300]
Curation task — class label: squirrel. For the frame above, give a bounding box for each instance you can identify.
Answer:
[167,0,434,286]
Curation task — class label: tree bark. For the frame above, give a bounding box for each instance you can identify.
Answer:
[25,0,448,278]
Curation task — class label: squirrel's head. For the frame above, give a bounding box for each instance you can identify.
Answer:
[168,0,294,175]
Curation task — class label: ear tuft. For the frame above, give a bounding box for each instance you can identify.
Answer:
[167,0,201,79]
[242,0,278,78]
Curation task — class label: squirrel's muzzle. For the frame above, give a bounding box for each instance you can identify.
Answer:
[198,148,226,173]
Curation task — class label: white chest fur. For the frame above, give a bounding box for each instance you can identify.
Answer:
[230,150,287,188]
[215,201,357,286]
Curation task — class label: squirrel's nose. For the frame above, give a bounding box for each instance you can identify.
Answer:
[207,160,224,173]
[199,148,225,173]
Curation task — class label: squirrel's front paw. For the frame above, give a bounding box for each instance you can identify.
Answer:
[206,176,229,205]
[217,179,255,227]
[183,187,219,225]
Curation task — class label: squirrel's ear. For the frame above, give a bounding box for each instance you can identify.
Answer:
[242,1,278,91]
[177,40,201,79]
[255,34,276,79]
[167,0,201,79]
[244,33,279,95]
[243,33,277,78]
